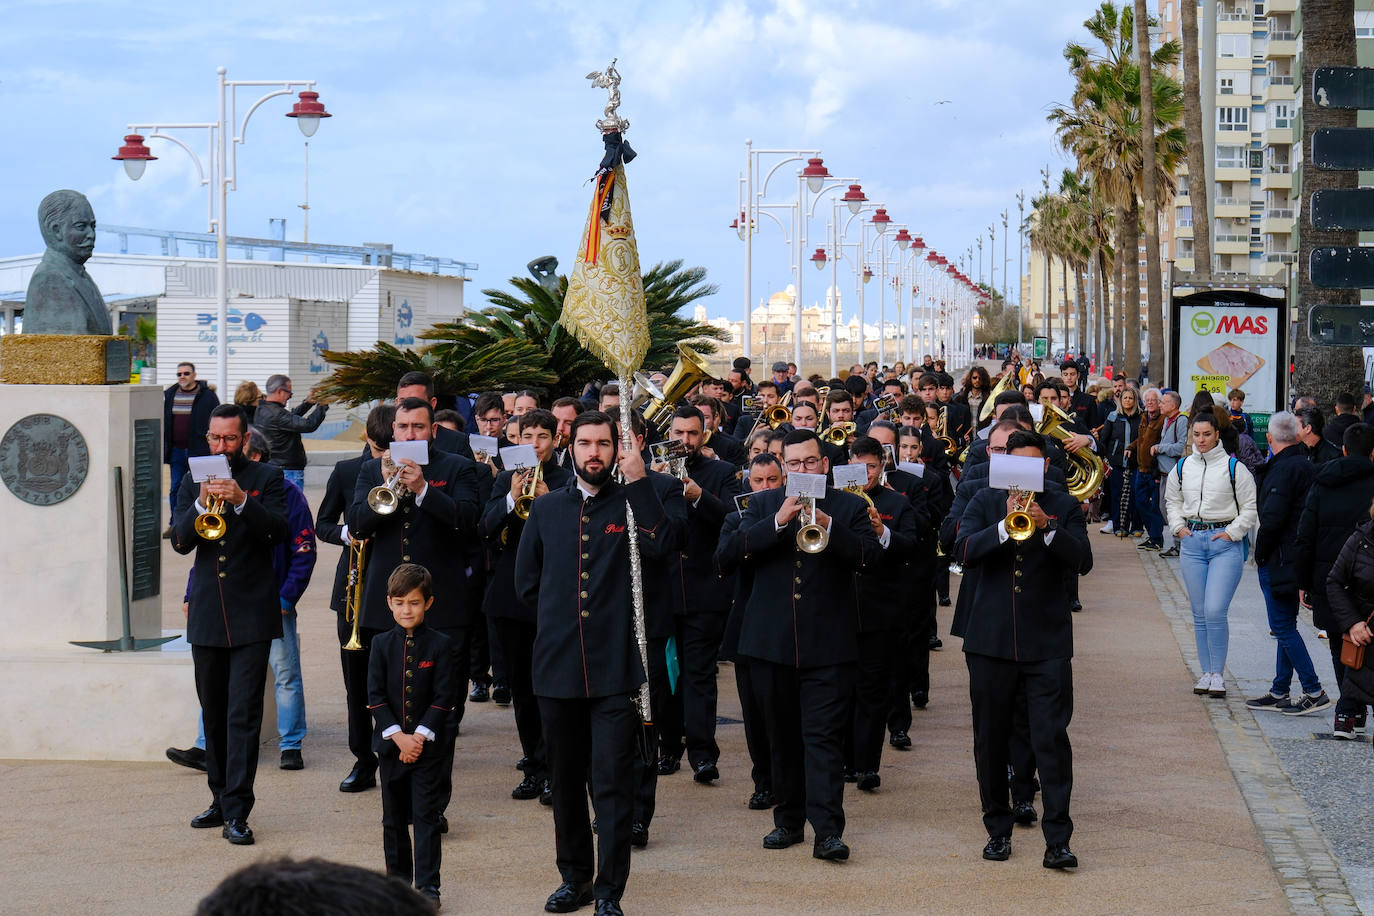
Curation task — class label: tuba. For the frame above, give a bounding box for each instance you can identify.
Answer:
[367,457,406,515]
[1005,487,1038,541]
[1038,403,1106,502]
[796,495,829,553]
[513,463,544,519]
[195,494,227,540]
[637,343,713,434]
[342,539,367,651]
[979,370,1014,424]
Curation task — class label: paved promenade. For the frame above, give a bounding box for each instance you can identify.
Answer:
[0,489,1331,914]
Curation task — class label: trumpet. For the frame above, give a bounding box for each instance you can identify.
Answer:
[1005,486,1038,541]
[796,495,829,553]
[844,482,875,510]
[513,463,544,519]
[342,539,367,651]
[367,458,407,515]
[936,407,958,458]
[821,422,855,446]
[764,403,793,429]
[194,493,227,540]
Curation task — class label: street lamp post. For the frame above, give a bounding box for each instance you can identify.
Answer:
[114,66,331,395]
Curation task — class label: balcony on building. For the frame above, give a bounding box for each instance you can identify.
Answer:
[1214,233,1251,255]
[1264,0,1298,14]
[1217,4,1251,31]
[1261,208,1295,235]
[1214,196,1250,219]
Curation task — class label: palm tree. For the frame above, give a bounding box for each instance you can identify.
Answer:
[1057,170,1097,356]
[316,260,725,405]
[1135,0,1164,383]
[1295,1,1366,406]
[1178,0,1210,275]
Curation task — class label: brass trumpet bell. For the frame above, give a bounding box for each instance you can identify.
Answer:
[821,422,854,446]
[513,463,543,520]
[1006,510,1036,541]
[368,461,406,515]
[795,495,829,553]
[641,343,713,434]
[194,495,227,540]
[765,404,792,429]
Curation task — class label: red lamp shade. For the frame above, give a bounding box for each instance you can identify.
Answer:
[871,208,891,234]
[112,134,157,180]
[894,227,913,250]
[810,247,827,270]
[842,183,866,214]
[802,157,830,192]
[286,90,332,137]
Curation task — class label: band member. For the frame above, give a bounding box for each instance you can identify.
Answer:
[717,453,786,809]
[719,430,881,862]
[172,404,289,846]
[954,430,1091,869]
[316,403,395,794]
[654,406,740,783]
[348,398,480,828]
[397,371,475,460]
[821,389,857,465]
[480,409,573,803]
[465,391,507,705]
[844,438,918,790]
[1059,361,1099,429]
[551,397,585,466]
[367,563,456,907]
[690,394,746,467]
[516,412,673,915]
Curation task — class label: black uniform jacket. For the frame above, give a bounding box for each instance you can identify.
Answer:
[720,486,881,668]
[316,447,369,612]
[941,400,974,444]
[715,508,751,661]
[643,471,689,638]
[853,485,919,631]
[434,424,476,461]
[954,484,1092,662]
[368,623,455,756]
[348,450,480,631]
[172,459,289,647]
[707,430,747,468]
[480,459,575,624]
[516,476,674,699]
[676,453,742,616]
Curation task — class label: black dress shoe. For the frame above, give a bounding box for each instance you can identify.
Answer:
[938,595,951,607]
[544,880,594,913]
[516,755,529,771]
[469,683,490,703]
[512,774,544,799]
[692,761,719,784]
[222,819,254,845]
[491,683,512,706]
[656,754,680,776]
[889,730,912,750]
[280,749,303,770]
[190,804,223,829]
[1043,844,1078,869]
[813,835,850,861]
[928,634,944,650]
[855,771,880,791]
[418,886,441,909]
[762,826,804,849]
[842,768,858,783]
[747,789,775,810]
[1070,599,1083,613]
[630,822,648,848]
[911,691,929,709]
[982,835,1011,861]
[339,763,377,793]
[594,900,624,916]
[167,746,207,772]
[439,815,449,834]
[1012,801,1038,825]
[540,779,553,806]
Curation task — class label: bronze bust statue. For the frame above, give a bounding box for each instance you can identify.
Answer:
[23,190,112,336]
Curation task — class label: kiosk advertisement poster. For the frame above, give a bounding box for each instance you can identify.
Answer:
[1171,291,1285,415]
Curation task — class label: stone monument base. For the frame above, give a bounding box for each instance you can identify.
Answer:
[0,334,131,384]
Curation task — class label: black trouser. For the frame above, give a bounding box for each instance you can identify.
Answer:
[380,750,446,890]
[889,594,934,735]
[734,658,772,794]
[1009,688,1037,805]
[539,695,638,903]
[655,637,685,763]
[635,636,672,827]
[470,607,493,688]
[751,658,854,839]
[492,616,545,780]
[935,560,950,600]
[1327,637,1368,717]
[337,615,384,770]
[434,625,470,816]
[966,652,1073,845]
[852,630,898,774]
[676,611,727,768]
[193,641,271,821]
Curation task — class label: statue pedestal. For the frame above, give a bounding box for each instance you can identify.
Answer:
[0,384,198,760]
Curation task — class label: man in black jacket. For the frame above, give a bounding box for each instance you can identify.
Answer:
[315,403,394,794]
[721,429,881,862]
[172,404,289,846]
[163,361,219,523]
[515,411,672,915]
[955,430,1091,870]
[1298,407,1341,465]
[256,374,329,490]
[1294,422,1374,736]
[1245,412,1331,715]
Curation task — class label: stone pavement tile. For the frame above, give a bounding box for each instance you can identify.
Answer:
[0,500,1289,914]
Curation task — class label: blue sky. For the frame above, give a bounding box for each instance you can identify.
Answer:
[0,0,1095,323]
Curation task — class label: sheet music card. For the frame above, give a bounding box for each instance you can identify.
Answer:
[785,472,828,500]
[188,455,231,483]
[389,439,429,466]
[988,453,1045,492]
[499,444,539,471]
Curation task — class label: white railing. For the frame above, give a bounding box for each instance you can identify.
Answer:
[1265,208,1295,219]
[1268,163,1291,173]
[1265,252,1296,263]
[1269,30,1296,41]
[1219,11,1248,21]
[1214,196,1243,206]
[1216,234,1248,242]
[1269,75,1295,85]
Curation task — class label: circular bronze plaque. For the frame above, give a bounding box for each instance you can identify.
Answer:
[0,413,90,506]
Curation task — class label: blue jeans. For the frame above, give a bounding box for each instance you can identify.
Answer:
[1178,533,1244,674]
[1257,564,1322,697]
[283,468,305,491]
[1132,471,1164,542]
[193,608,306,751]
[168,448,189,516]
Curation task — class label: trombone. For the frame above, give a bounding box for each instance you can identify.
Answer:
[513,463,544,519]
[821,421,855,446]
[342,539,367,651]
[367,457,407,515]
[194,492,227,540]
[1005,487,1038,541]
[796,495,829,554]
[764,391,793,429]
[935,407,958,458]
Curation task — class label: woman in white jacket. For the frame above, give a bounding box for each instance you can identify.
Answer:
[1164,411,1259,698]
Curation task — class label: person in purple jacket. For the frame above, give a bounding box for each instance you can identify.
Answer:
[166,427,318,772]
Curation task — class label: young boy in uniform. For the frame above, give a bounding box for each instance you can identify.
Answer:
[368,563,455,908]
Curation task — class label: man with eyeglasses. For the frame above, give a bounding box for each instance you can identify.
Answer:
[171,404,289,846]
[257,374,329,491]
[163,361,220,533]
[721,429,882,862]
